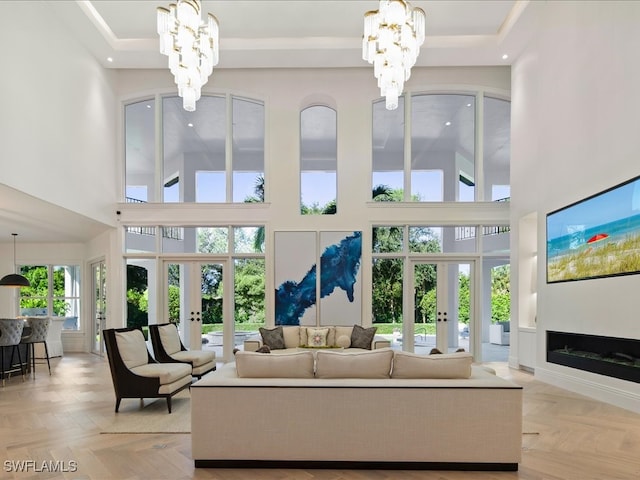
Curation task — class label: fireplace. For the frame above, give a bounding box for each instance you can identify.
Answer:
[547,331,640,383]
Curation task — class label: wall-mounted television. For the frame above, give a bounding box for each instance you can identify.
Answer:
[546,175,640,283]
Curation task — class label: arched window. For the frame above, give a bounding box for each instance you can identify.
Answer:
[300,105,337,214]
[371,92,510,203]
[125,94,264,204]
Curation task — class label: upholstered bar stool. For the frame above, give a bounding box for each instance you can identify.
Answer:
[21,317,51,378]
[0,318,25,386]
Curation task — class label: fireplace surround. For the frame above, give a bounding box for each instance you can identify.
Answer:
[547,331,640,383]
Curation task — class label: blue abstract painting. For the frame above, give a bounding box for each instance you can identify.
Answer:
[275,231,362,326]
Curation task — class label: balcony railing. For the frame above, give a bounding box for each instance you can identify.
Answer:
[124,198,183,240]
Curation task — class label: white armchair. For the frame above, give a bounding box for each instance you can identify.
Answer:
[490,322,510,345]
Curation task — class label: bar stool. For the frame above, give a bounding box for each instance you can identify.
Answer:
[20,317,51,378]
[0,318,26,386]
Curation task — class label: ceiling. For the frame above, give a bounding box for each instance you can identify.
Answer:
[1,0,532,244]
[48,0,530,69]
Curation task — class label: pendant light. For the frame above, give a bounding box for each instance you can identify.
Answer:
[0,233,30,288]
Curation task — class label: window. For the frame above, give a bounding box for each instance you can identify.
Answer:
[371,93,510,202]
[19,265,81,330]
[372,98,404,200]
[300,105,337,214]
[483,96,511,201]
[125,95,265,204]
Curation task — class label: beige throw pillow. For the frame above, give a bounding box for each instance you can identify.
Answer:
[235,350,315,378]
[391,351,473,379]
[115,330,149,369]
[306,327,329,347]
[315,348,393,379]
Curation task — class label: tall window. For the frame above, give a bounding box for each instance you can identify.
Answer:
[300,105,337,214]
[125,94,265,204]
[372,98,404,200]
[19,265,81,330]
[483,96,511,201]
[371,93,510,202]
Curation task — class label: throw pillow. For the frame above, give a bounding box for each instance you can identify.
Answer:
[336,334,351,348]
[350,324,377,349]
[315,349,393,379]
[235,351,314,378]
[306,327,329,347]
[391,351,473,379]
[259,326,285,350]
[255,345,271,353]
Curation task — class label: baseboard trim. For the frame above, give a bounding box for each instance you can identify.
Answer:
[194,460,518,471]
[536,366,640,414]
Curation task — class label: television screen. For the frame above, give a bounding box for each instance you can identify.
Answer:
[546,175,640,283]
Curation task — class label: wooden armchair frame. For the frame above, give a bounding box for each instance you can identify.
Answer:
[149,323,216,379]
[103,327,191,413]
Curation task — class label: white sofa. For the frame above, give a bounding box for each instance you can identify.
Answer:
[191,349,523,471]
[243,325,391,352]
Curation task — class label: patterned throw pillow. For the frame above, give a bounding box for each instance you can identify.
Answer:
[259,326,285,350]
[350,324,377,349]
[306,327,329,347]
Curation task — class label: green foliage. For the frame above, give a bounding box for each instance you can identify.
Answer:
[126,265,148,328]
[234,259,266,324]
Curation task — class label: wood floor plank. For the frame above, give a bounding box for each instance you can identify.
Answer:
[1,355,639,479]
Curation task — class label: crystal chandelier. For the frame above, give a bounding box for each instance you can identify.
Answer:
[157,0,219,112]
[362,0,426,110]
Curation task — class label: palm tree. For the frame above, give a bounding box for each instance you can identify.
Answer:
[244,175,265,252]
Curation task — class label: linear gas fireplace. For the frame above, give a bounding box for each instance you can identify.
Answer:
[547,331,640,383]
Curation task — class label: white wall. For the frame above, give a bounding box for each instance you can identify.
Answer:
[0,1,118,226]
[511,1,640,412]
[116,66,511,329]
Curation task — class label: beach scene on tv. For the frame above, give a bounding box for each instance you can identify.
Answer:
[547,177,640,283]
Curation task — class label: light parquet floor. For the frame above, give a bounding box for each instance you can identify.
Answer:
[1,354,639,480]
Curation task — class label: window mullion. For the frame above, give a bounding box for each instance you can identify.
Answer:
[404,95,412,202]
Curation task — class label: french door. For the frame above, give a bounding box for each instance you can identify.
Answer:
[408,260,475,355]
[91,260,107,356]
[163,259,231,359]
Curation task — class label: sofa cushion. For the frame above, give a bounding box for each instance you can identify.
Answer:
[158,324,181,355]
[391,351,473,379]
[115,329,148,369]
[350,324,377,349]
[315,348,393,379]
[306,327,329,347]
[235,350,315,378]
[259,326,286,350]
[336,334,351,348]
[282,326,301,349]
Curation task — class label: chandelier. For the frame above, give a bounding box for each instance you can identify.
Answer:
[157,0,219,112]
[362,0,426,110]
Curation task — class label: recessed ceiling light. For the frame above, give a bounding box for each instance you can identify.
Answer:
[146,105,151,109]
[502,54,509,60]
[107,57,113,63]
[445,121,451,126]
[466,103,472,107]
[187,123,194,127]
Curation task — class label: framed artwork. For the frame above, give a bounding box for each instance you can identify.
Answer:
[274,231,317,326]
[274,231,362,326]
[319,231,362,326]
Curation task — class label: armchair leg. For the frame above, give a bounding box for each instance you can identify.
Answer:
[166,397,172,414]
[115,398,122,413]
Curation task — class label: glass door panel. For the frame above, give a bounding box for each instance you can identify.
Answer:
[165,261,226,359]
[411,261,473,355]
[91,260,106,356]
